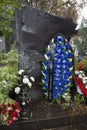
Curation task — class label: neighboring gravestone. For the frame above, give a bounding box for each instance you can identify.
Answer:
[0,37,6,52]
[15,6,77,101]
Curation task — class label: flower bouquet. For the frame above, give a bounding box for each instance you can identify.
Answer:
[0,99,22,126]
[0,50,35,125]
[14,69,35,104]
[14,69,35,116]
[0,50,23,125]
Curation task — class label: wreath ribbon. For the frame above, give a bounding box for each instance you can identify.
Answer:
[76,76,87,96]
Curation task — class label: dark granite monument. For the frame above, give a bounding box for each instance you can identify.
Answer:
[15,6,77,101]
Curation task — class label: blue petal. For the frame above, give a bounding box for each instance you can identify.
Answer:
[68,71,72,76]
[43,70,49,76]
[66,79,71,85]
[44,77,49,83]
[67,52,73,58]
[57,36,64,43]
[64,74,69,79]
[64,86,69,91]
[65,43,71,50]
[53,80,58,86]
[43,84,48,89]
[68,61,73,67]
[44,60,50,67]
[60,90,65,95]
[46,52,51,57]
[53,91,58,99]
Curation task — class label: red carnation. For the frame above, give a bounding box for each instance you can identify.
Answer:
[12,111,19,118]
[0,104,3,108]
[1,109,7,115]
[12,116,17,121]
[27,99,32,103]
[8,119,13,126]
[16,107,22,113]
[7,106,12,111]
[78,62,84,70]
[12,102,18,108]
[8,102,11,107]
[9,110,14,116]
[19,107,22,112]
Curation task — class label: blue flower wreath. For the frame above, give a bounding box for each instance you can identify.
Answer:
[42,36,73,100]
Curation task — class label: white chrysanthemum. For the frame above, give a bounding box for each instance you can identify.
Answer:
[15,87,20,94]
[68,58,72,62]
[23,77,29,84]
[77,85,83,95]
[85,84,87,89]
[83,77,87,80]
[47,45,50,51]
[23,75,34,88]
[78,74,83,79]
[22,102,26,105]
[2,80,7,88]
[83,79,87,84]
[75,71,79,75]
[82,74,85,77]
[85,77,87,80]
[69,67,73,71]
[44,54,49,60]
[69,76,72,79]
[3,80,7,84]
[19,69,24,75]
[79,71,83,74]
[28,82,32,88]
[3,85,7,88]
[23,75,28,78]
[63,93,68,97]
[30,76,35,82]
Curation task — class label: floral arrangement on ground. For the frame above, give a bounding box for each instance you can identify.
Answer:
[75,59,87,98]
[0,50,35,126]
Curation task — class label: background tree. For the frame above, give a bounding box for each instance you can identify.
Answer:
[0,0,86,49]
[28,0,86,22]
[0,0,26,44]
[74,18,87,57]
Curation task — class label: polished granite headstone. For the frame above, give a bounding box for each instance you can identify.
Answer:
[15,6,77,101]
